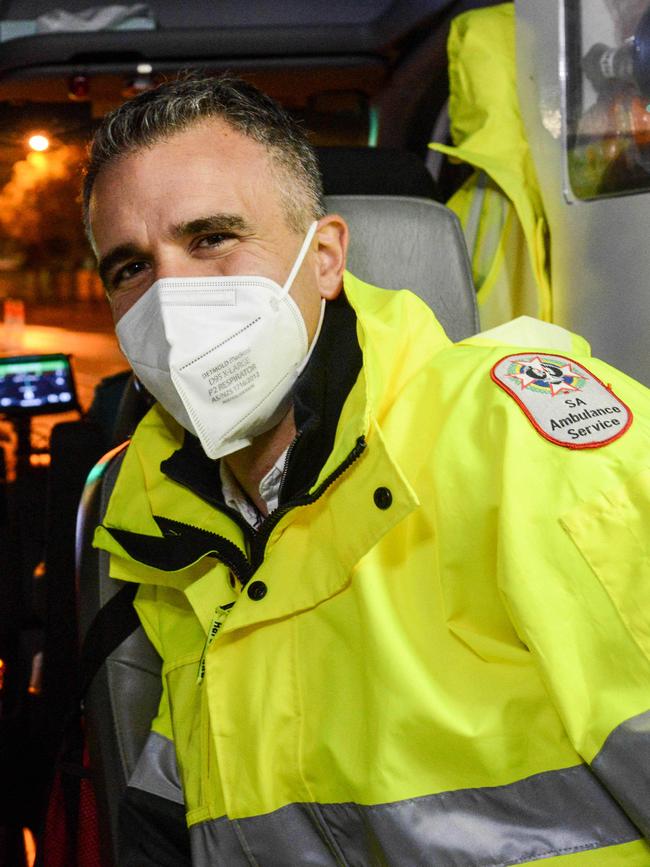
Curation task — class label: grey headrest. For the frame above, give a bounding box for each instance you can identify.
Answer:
[325,194,478,342]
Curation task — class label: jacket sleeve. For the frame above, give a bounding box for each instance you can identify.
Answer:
[118,587,191,866]
[496,361,650,839]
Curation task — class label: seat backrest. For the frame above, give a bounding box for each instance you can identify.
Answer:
[76,193,477,866]
[76,447,161,866]
[318,147,440,200]
[327,194,478,341]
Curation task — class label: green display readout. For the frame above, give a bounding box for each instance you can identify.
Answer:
[0,359,67,376]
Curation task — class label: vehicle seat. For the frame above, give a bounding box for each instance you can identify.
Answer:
[76,193,478,866]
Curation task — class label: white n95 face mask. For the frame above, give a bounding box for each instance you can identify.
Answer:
[116,221,323,459]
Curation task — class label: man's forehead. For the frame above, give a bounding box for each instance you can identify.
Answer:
[116,116,271,174]
[89,120,283,249]
[92,118,275,203]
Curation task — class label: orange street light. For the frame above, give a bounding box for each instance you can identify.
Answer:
[27,133,50,152]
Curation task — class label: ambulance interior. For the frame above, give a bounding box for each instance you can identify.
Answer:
[0,0,649,864]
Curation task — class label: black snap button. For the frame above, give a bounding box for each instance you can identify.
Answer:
[247,580,268,601]
[373,486,393,510]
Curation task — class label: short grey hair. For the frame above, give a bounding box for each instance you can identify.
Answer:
[83,73,326,236]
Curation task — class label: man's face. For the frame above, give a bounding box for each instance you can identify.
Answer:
[88,118,335,337]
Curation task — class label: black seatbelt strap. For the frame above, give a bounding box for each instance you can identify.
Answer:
[78,581,140,701]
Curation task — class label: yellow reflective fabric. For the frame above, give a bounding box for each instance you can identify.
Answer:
[520,841,650,867]
[468,315,591,357]
[430,4,552,327]
[94,273,650,863]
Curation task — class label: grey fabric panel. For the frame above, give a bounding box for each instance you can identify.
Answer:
[190,763,641,867]
[190,817,259,867]
[128,730,184,806]
[191,803,345,867]
[325,194,478,342]
[591,708,650,838]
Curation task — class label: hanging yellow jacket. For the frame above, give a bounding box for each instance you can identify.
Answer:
[94,273,650,866]
[430,3,553,329]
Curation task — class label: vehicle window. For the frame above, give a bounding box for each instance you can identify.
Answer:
[565,0,650,199]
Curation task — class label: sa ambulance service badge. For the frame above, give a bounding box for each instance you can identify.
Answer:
[491,354,632,449]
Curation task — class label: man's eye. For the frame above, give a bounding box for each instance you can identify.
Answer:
[113,260,148,286]
[195,233,233,249]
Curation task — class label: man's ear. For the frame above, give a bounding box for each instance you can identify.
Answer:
[315,215,349,300]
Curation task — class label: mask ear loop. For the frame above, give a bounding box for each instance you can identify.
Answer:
[282,221,318,296]
[297,297,326,374]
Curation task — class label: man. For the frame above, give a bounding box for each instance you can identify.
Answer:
[86,75,650,866]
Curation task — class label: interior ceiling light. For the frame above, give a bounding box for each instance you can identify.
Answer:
[122,63,155,99]
[28,134,50,152]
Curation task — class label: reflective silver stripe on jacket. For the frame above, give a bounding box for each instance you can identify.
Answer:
[128,730,184,806]
[189,763,641,867]
[592,708,650,838]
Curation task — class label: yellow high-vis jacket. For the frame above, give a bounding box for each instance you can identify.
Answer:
[430,3,553,329]
[95,272,650,866]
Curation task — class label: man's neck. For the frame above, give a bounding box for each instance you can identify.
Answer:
[222,408,296,516]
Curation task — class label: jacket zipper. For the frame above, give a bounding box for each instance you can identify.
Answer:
[249,435,367,572]
[154,515,254,586]
[277,427,304,505]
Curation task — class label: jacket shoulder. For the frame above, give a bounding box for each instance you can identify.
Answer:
[427,337,650,458]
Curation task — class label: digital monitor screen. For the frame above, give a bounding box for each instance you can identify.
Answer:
[0,353,79,416]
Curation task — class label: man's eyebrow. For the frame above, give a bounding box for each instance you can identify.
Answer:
[170,213,252,239]
[98,242,144,289]
[97,215,251,289]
